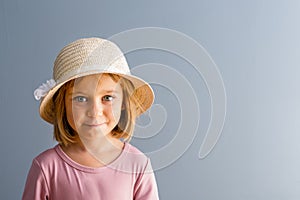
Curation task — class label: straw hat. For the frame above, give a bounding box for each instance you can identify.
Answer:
[34,37,154,124]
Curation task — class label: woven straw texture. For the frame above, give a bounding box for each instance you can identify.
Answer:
[39,37,154,123]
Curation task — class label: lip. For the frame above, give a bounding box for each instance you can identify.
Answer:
[84,122,107,127]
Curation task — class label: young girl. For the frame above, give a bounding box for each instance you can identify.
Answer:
[22,37,159,199]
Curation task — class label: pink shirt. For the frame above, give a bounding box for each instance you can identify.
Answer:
[22,143,159,200]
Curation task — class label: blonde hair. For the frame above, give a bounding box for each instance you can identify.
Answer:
[52,73,143,146]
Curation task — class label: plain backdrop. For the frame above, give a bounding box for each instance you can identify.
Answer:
[1,0,300,199]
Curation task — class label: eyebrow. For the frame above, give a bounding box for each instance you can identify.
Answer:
[102,89,120,93]
[68,89,120,95]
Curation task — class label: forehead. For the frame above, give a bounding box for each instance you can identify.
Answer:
[69,74,122,93]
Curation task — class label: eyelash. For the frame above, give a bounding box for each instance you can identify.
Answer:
[73,96,87,102]
[102,95,114,102]
[73,95,114,103]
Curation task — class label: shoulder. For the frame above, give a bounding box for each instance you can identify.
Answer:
[112,143,153,174]
[32,145,62,170]
[123,142,149,162]
[34,145,59,161]
[125,142,146,155]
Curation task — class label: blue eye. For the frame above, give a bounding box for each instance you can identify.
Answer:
[74,96,87,102]
[102,95,114,102]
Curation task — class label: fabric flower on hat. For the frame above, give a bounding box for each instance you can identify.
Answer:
[34,79,56,100]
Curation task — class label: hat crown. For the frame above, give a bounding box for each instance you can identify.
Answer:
[53,38,130,83]
[37,37,154,124]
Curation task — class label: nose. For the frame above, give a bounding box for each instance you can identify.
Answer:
[87,99,103,117]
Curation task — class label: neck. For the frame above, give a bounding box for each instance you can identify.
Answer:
[60,134,124,167]
[79,134,123,154]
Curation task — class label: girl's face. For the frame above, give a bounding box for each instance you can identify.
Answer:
[65,74,123,140]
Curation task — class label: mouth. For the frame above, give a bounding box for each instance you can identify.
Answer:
[84,122,107,127]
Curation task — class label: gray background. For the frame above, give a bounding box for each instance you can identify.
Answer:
[1,0,300,199]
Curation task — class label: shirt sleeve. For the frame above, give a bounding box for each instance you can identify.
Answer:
[133,158,159,200]
[22,159,49,200]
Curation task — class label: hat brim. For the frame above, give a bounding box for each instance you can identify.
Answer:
[40,71,154,124]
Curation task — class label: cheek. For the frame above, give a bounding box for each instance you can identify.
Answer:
[109,102,123,121]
